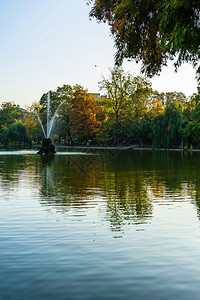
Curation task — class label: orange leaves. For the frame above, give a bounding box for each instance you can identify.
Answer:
[151,99,164,115]
[69,88,105,140]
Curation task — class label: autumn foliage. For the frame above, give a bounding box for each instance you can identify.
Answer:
[69,88,105,140]
[2,68,200,149]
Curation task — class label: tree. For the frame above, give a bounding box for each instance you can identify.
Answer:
[89,0,200,77]
[96,118,130,145]
[23,107,42,142]
[149,100,165,118]
[1,121,29,146]
[98,69,154,144]
[69,88,105,142]
[164,92,188,106]
[98,68,134,144]
[39,85,73,141]
[150,102,184,148]
[181,86,200,146]
[98,68,131,123]
[0,102,22,133]
[127,76,153,124]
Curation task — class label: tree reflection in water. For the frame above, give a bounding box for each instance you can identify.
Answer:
[33,150,200,231]
[36,151,154,233]
[0,154,25,188]
[1,150,200,233]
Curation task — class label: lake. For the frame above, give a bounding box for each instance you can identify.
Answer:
[0,149,200,299]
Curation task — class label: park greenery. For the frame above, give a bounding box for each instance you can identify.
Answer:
[1,2,199,149]
[0,68,200,149]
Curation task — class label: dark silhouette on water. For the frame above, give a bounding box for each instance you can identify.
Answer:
[37,138,56,155]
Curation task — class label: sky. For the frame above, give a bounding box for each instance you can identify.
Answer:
[0,0,198,108]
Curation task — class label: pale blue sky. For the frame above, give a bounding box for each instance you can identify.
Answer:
[0,0,198,107]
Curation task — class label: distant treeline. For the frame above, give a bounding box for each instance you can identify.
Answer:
[0,68,200,149]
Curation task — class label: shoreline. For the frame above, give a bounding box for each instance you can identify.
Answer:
[32,144,200,152]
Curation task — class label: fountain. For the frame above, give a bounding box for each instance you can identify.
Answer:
[36,92,58,154]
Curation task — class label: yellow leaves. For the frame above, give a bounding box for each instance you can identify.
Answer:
[1,124,8,130]
[70,88,105,139]
[23,113,39,138]
[35,104,42,111]
[151,99,164,115]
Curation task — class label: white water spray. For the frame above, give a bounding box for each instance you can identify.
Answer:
[47,92,51,138]
[35,110,47,138]
[35,92,62,139]
[47,102,63,138]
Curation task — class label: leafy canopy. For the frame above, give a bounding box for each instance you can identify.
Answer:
[0,102,22,132]
[89,0,200,78]
[98,68,132,122]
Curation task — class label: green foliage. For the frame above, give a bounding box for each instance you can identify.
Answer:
[96,119,129,145]
[90,0,200,77]
[39,85,72,117]
[98,68,154,144]
[181,98,200,145]
[127,76,153,124]
[150,103,183,148]
[98,67,132,122]
[164,92,188,106]
[38,84,73,139]
[0,102,22,133]
[135,120,152,146]
[23,106,42,142]
[3,75,200,149]
[1,122,29,146]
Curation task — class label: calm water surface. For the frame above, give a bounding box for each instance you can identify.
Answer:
[1,149,200,299]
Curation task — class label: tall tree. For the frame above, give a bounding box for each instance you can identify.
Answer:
[53,84,73,142]
[128,76,153,124]
[89,0,200,77]
[98,68,131,122]
[69,88,105,142]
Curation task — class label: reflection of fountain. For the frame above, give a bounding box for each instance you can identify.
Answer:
[40,154,56,196]
[36,92,61,154]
